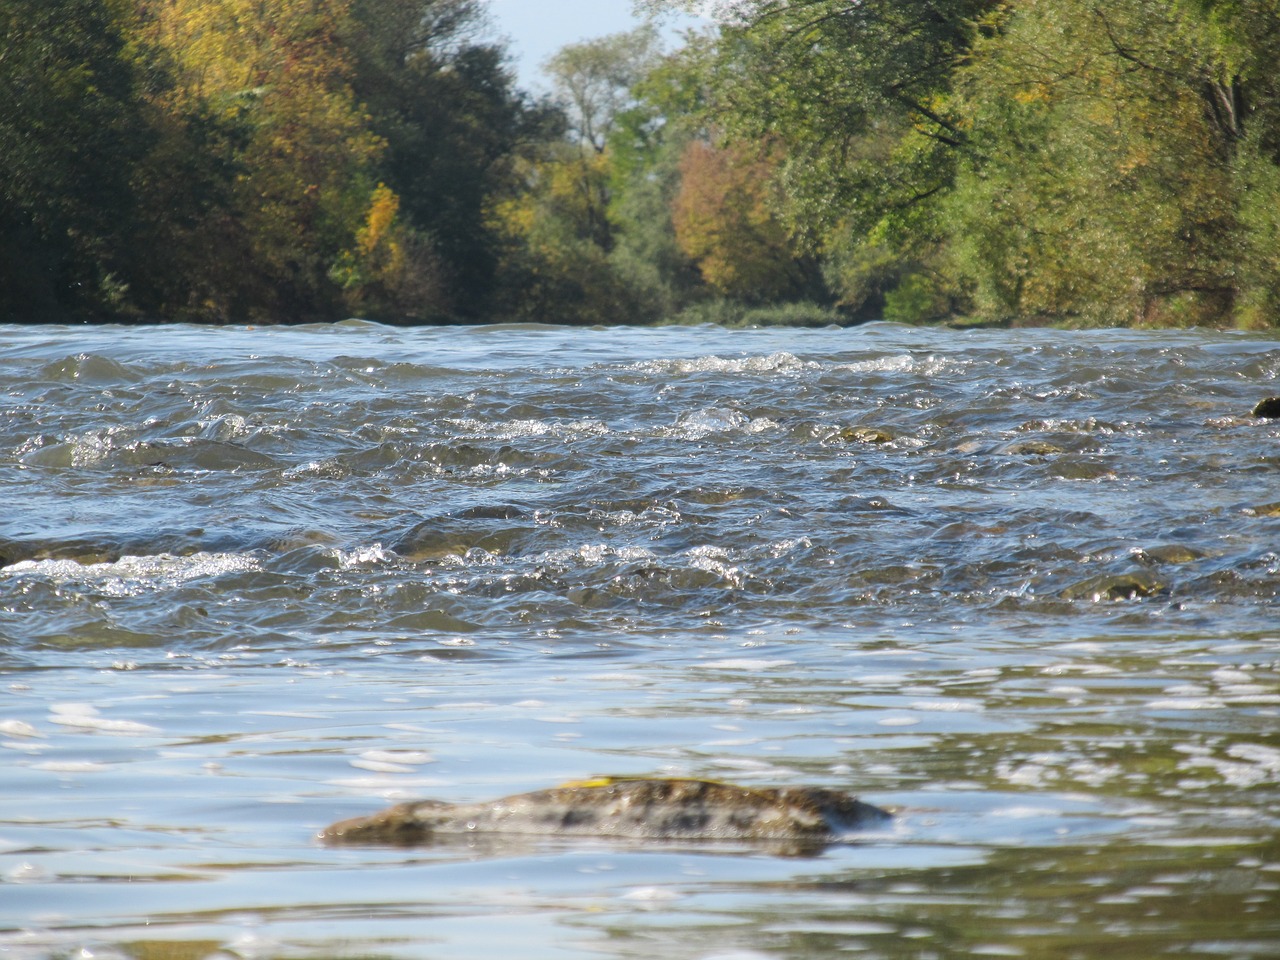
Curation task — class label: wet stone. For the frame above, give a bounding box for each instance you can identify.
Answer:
[1000,439,1065,456]
[1251,396,1280,419]
[321,777,892,852]
[1135,544,1205,565]
[839,426,894,444]
[1060,572,1167,602]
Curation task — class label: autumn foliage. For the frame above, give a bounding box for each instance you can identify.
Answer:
[5,1,1280,327]
[672,141,807,302]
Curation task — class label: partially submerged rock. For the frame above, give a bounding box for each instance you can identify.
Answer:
[1252,397,1280,419]
[1060,571,1166,602]
[1134,544,1204,565]
[839,425,894,445]
[321,777,891,848]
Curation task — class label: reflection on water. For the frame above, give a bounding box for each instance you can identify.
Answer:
[1,321,1278,959]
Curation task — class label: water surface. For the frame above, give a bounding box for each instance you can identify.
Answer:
[2,321,1278,959]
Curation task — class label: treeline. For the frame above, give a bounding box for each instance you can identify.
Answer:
[653,0,1280,328]
[4,0,1280,327]
[1,0,561,323]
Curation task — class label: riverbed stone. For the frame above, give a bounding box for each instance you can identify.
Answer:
[1251,397,1280,418]
[1060,572,1166,601]
[839,426,894,444]
[1000,439,1065,456]
[1135,544,1205,565]
[321,777,892,849]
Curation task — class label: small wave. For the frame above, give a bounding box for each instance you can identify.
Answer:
[832,353,960,377]
[539,544,659,566]
[333,544,392,568]
[664,407,779,441]
[629,351,815,376]
[443,416,611,441]
[2,552,261,595]
[47,702,160,736]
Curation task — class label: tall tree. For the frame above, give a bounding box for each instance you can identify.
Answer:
[490,27,670,323]
[653,0,996,315]
[348,0,552,317]
[947,0,1255,325]
[142,0,385,320]
[0,0,147,320]
[672,139,812,301]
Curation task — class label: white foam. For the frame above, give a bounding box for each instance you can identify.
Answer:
[3,552,261,595]
[335,543,391,567]
[0,720,42,738]
[5,861,51,883]
[834,354,956,377]
[360,750,433,765]
[48,703,160,736]
[349,758,417,774]
[908,700,984,713]
[1145,698,1227,711]
[634,351,814,377]
[620,886,681,902]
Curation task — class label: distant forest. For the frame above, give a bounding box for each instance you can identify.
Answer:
[3,0,1280,328]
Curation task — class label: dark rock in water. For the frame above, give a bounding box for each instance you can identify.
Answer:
[1252,397,1280,419]
[321,777,891,849]
[1134,544,1204,565]
[1000,439,1064,456]
[839,425,894,445]
[1060,572,1166,602]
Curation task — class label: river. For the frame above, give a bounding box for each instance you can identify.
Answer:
[1,320,1278,959]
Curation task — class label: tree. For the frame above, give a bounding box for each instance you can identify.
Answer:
[140,0,386,320]
[489,27,676,324]
[644,0,997,316]
[545,24,662,154]
[347,0,554,318]
[602,33,716,317]
[947,0,1253,325]
[0,0,148,319]
[672,139,812,301]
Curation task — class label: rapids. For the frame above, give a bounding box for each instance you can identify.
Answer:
[1,321,1277,959]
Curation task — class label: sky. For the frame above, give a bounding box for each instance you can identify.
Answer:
[482,0,710,92]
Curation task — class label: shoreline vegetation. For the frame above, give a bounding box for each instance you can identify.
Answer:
[4,1,1279,330]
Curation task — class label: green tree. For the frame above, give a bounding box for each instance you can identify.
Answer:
[348,0,554,318]
[947,0,1258,325]
[605,33,713,318]
[662,0,995,315]
[0,0,148,320]
[142,0,386,320]
[490,27,671,324]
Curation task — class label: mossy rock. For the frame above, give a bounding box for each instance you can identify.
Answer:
[1135,544,1204,565]
[1000,439,1064,456]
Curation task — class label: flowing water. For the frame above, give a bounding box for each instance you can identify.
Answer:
[1,320,1278,960]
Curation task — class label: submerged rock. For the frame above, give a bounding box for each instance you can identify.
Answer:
[1000,439,1065,456]
[321,777,891,849]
